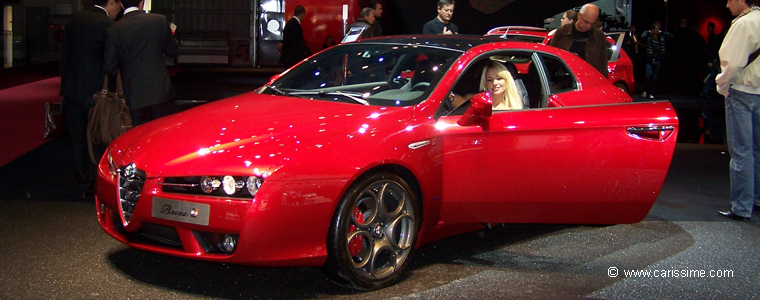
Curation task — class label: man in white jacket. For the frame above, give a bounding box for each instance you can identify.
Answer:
[717,0,760,220]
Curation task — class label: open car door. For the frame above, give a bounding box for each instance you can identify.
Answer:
[437,98,678,225]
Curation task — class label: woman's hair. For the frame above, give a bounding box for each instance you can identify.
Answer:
[479,60,523,109]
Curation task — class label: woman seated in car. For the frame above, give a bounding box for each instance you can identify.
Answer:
[453,60,523,110]
[481,60,523,110]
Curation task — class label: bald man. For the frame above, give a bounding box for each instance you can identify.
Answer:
[549,3,609,77]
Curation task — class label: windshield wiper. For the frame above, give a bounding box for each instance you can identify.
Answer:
[289,90,369,105]
[320,90,369,105]
[266,84,288,96]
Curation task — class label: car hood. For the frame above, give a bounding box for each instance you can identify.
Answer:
[112,92,415,178]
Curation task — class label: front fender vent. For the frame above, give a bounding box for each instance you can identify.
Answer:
[118,163,146,227]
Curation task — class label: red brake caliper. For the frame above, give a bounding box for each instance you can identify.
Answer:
[349,206,364,256]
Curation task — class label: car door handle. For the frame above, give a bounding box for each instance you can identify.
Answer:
[408,139,434,149]
[627,125,675,141]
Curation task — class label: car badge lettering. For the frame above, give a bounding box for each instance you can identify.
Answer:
[160,204,199,218]
[151,197,210,226]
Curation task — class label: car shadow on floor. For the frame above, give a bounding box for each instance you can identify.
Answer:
[105,220,693,298]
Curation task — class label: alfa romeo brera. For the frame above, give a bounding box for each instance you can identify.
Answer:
[95,35,678,290]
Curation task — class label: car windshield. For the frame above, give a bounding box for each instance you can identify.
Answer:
[266,43,462,106]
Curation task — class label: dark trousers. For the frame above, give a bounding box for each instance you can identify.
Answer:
[645,60,662,95]
[63,97,103,194]
[130,101,174,126]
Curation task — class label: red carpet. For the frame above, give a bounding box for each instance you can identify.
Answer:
[0,77,61,167]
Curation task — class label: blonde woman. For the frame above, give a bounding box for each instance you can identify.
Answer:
[480,60,523,110]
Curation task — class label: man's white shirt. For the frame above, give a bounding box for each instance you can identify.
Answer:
[717,8,760,96]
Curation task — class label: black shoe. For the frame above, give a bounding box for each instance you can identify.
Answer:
[718,210,750,221]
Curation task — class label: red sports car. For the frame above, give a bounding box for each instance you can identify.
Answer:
[95,35,678,290]
[486,26,635,95]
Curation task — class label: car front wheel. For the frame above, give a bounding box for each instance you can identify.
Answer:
[324,172,419,290]
[615,82,630,95]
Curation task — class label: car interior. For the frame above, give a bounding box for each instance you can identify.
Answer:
[371,54,447,102]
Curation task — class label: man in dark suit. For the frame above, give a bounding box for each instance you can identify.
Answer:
[104,0,177,126]
[59,0,123,197]
[347,8,376,40]
[280,5,311,69]
[370,0,384,37]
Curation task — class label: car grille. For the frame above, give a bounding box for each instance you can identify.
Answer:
[109,210,184,249]
[118,163,146,226]
[136,223,183,248]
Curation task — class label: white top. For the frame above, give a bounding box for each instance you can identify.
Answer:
[124,7,141,15]
[93,5,108,17]
[716,8,760,96]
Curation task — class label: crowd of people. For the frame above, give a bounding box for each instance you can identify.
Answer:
[280,0,727,102]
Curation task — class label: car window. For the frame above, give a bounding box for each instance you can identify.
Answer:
[606,34,623,62]
[539,53,577,94]
[443,52,538,116]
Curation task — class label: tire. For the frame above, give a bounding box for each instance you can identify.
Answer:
[323,172,420,290]
[615,82,630,95]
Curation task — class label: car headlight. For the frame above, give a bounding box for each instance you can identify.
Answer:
[200,176,221,194]
[161,175,264,199]
[222,175,237,195]
[107,150,118,176]
[246,176,262,196]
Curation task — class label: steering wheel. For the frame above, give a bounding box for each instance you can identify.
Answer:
[391,77,409,89]
[411,82,429,92]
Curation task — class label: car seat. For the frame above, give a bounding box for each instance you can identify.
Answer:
[502,62,530,109]
[407,59,435,92]
[522,61,543,108]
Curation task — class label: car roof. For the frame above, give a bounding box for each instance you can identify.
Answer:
[353,35,504,52]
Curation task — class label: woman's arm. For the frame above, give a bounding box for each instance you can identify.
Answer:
[452,92,475,108]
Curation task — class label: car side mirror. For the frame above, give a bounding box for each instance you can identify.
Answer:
[268,73,282,83]
[457,91,492,127]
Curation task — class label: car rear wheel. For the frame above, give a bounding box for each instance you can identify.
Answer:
[324,172,419,290]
